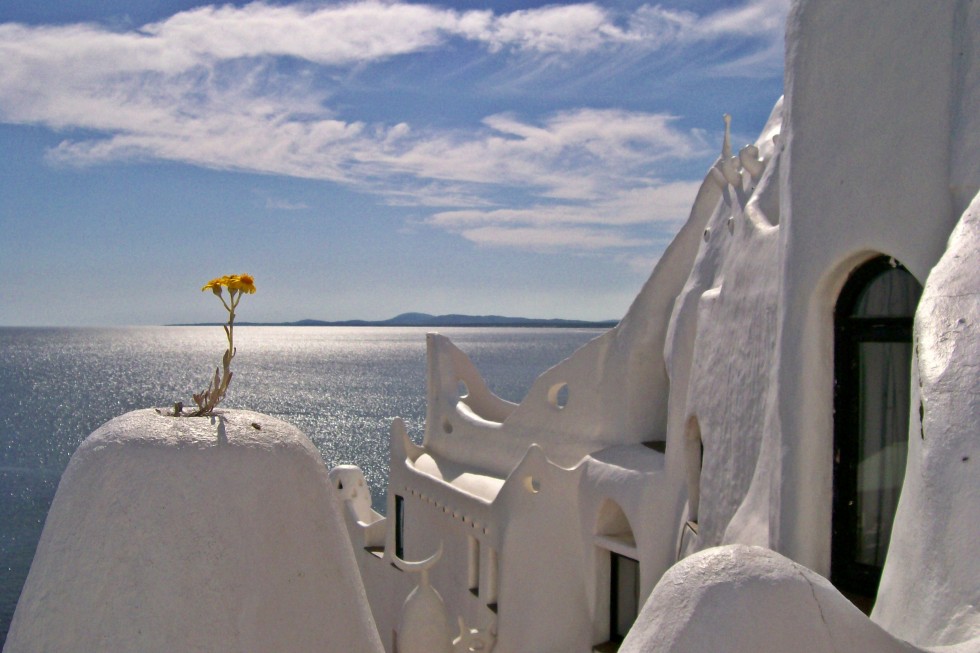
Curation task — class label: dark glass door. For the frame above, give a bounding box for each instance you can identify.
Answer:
[832,256,922,602]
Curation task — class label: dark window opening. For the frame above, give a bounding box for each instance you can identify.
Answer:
[394,494,405,560]
[832,256,922,607]
[609,553,640,644]
[468,536,480,595]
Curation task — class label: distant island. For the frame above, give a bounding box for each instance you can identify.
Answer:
[171,312,618,329]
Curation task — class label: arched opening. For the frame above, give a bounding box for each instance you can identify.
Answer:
[832,255,922,609]
[596,499,634,544]
[594,500,639,650]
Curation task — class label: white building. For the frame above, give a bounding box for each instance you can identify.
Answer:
[6,1,977,652]
[333,1,980,651]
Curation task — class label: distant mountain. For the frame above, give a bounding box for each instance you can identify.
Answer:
[172,312,618,328]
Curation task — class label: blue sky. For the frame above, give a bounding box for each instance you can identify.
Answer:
[0,0,787,326]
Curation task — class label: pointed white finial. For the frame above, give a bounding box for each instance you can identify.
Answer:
[709,114,743,188]
[719,114,743,186]
[722,113,733,160]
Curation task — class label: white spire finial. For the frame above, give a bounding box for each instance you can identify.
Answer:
[722,113,733,160]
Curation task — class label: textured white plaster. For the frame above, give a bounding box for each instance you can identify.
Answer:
[871,193,980,650]
[284,2,980,651]
[398,582,454,653]
[620,545,919,653]
[951,1,980,215]
[421,154,723,476]
[395,547,455,653]
[413,453,505,503]
[665,99,783,557]
[9,3,979,651]
[5,409,383,653]
[775,0,958,571]
[330,464,385,526]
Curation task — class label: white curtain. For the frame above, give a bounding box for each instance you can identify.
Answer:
[853,266,920,567]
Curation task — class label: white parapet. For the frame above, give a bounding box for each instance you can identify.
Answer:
[4,408,383,653]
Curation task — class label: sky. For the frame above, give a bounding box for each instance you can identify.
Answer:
[0,0,788,326]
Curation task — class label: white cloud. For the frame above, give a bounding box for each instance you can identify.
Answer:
[371,110,709,201]
[473,4,629,53]
[0,1,788,124]
[0,0,784,257]
[0,0,651,86]
[428,181,700,228]
[455,225,651,251]
[142,2,463,65]
[426,180,700,252]
[694,0,789,38]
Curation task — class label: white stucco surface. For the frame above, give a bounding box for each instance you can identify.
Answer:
[871,193,980,650]
[774,0,959,571]
[397,582,454,653]
[421,157,723,477]
[951,1,980,215]
[4,409,383,653]
[621,545,919,653]
[7,2,968,651]
[395,549,455,653]
[339,2,979,650]
[412,453,506,502]
[664,100,783,559]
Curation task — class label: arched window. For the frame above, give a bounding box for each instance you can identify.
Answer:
[832,256,922,607]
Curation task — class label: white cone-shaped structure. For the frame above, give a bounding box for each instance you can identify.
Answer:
[4,409,383,653]
[397,580,454,653]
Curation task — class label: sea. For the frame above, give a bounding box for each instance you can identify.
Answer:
[0,325,605,646]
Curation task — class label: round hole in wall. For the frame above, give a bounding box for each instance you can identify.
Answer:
[703,228,711,242]
[457,380,470,399]
[548,382,569,410]
[443,419,454,434]
[523,476,541,494]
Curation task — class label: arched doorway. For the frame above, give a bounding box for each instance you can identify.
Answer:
[594,499,639,651]
[832,255,922,607]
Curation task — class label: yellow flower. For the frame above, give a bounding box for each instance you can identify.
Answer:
[227,274,256,294]
[201,277,226,294]
[200,274,256,295]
